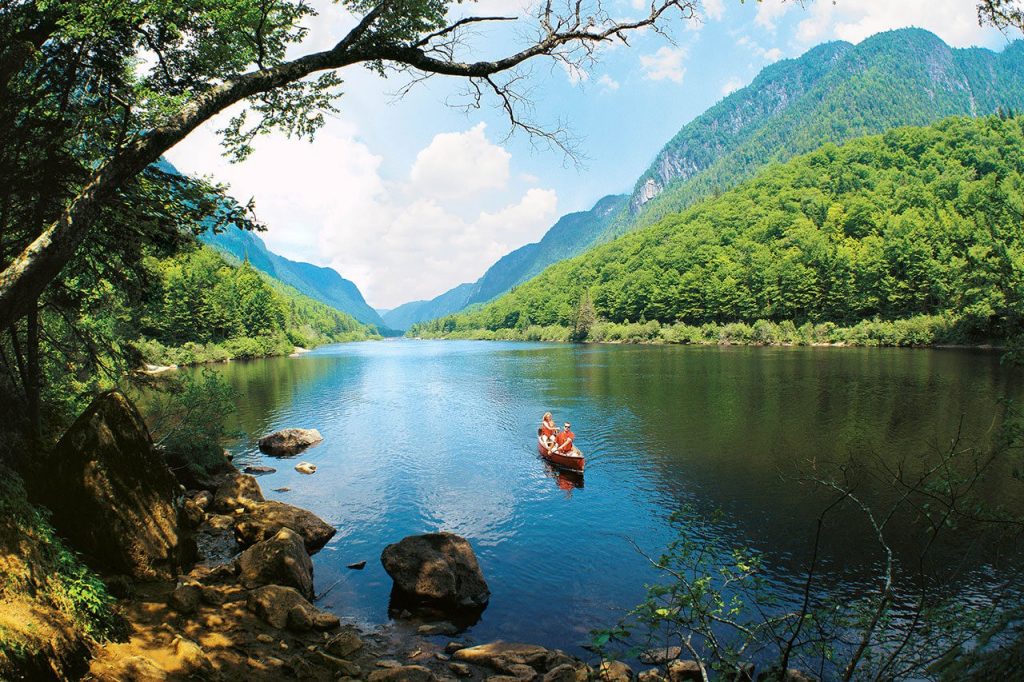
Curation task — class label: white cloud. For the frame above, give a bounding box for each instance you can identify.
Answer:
[701,0,725,21]
[167,120,558,308]
[721,76,744,96]
[410,123,510,199]
[640,46,688,83]
[791,0,1002,48]
[755,0,792,31]
[597,74,620,92]
[736,35,785,63]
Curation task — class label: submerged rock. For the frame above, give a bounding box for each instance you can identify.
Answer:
[381,533,490,612]
[243,465,277,475]
[234,500,336,554]
[258,428,323,456]
[237,527,314,599]
[33,390,190,580]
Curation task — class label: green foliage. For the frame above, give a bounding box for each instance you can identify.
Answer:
[133,244,375,366]
[419,117,1024,344]
[0,468,123,644]
[570,292,597,342]
[140,369,238,484]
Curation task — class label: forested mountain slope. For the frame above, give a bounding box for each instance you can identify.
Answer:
[382,194,626,329]
[623,28,1024,235]
[134,244,376,364]
[392,29,1024,329]
[414,116,1024,341]
[200,228,386,329]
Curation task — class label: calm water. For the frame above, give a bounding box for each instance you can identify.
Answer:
[206,341,1023,657]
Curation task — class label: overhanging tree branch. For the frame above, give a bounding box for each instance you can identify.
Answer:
[0,0,695,326]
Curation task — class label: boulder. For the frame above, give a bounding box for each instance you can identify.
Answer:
[32,390,190,580]
[381,533,490,611]
[190,490,213,511]
[193,514,240,568]
[667,660,704,681]
[234,500,336,554]
[449,662,473,677]
[237,527,313,599]
[367,665,436,682]
[325,627,365,658]
[246,585,338,631]
[452,642,565,673]
[599,660,634,681]
[639,647,682,665]
[211,473,264,513]
[544,664,587,682]
[258,428,323,456]
[638,671,667,682]
[169,582,202,614]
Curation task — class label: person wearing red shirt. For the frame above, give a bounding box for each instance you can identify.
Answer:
[540,412,556,438]
[556,422,575,454]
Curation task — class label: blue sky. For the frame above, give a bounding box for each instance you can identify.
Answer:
[166,0,1012,309]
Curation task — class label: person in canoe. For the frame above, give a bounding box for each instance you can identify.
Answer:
[555,422,576,454]
[540,412,557,438]
[537,427,557,455]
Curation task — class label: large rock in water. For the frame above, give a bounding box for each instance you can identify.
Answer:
[237,527,314,599]
[34,390,189,580]
[258,428,323,456]
[234,500,336,553]
[381,533,490,611]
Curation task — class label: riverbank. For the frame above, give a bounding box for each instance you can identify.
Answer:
[133,332,379,369]
[412,314,1010,349]
[84,467,618,682]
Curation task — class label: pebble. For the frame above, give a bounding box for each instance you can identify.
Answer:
[256,634,274,644]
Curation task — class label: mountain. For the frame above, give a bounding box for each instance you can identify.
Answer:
[155,158,386,329]
[621,28,1024,234]
[389,28,1024,330]
[199,228,386,329]
[415,115,1024,339]
[382,194,627,330]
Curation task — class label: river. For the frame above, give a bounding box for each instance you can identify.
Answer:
[205,340,1024,666]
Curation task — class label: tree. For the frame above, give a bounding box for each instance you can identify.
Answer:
[0,0,707,329]
[570,291,597,342]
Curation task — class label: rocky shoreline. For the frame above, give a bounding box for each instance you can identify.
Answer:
[83,465,631,682]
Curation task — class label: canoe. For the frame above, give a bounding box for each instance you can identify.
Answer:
[537,442,585,472]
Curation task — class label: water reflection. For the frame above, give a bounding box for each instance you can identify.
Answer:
[195,340,1024,659]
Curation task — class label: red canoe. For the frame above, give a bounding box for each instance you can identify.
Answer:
[537,442,585,472]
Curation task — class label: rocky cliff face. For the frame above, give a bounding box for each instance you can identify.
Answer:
[627,29,1024,220]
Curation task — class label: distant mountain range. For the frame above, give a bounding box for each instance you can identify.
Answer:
[155,159,387,329]
[385,28,1024,330]
[382,194,627,330]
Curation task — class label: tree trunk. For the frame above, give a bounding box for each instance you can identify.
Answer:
[25,300,40,441]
